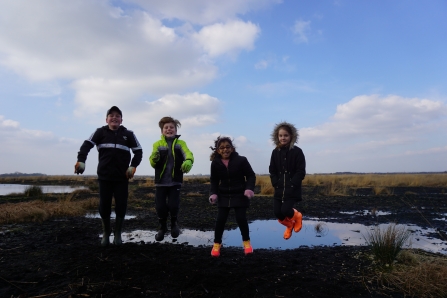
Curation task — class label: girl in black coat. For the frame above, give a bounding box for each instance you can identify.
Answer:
[209,136,256,257]
[269,122,306,240]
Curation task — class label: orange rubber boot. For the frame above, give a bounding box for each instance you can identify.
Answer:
[291,209,303,233]
[243,240,253,255]
[278,218,294,240]
[211,243,221,257]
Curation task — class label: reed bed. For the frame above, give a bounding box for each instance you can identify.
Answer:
[256,173,447,196]
[0,196,97,224]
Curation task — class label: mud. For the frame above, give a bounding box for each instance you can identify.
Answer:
[1,181,447,297]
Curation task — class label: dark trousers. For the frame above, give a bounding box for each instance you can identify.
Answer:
[155,185,181,219]
[273,198,295,221]
[214,207,250,244]
[98,179,128,219]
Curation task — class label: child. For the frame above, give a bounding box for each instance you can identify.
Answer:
[269,121,306,240]
[209,136,256,257]
[149,116,194,241]
[75,106,143,246]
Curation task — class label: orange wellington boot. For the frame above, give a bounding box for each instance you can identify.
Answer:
[291,209,303,233]
[243,240,253,255]
[211,243,221,257]
[278,218,294,240]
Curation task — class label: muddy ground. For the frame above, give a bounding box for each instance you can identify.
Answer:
[1,180,447,298]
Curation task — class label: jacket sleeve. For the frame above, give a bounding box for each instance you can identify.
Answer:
[209,161,219,195]
[268,150,279,187]
[77,129,99,163]
[242,157,256,191]
[179,140,194,163]
[149,141,162,168]
[291,148,306,186]
[129,131,143,168]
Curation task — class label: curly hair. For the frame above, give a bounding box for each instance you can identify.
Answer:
[209,136,236,161]
[158,116,181,130]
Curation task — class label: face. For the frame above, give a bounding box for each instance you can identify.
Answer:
[162,122,177,138]
[218,141,233,160]
[106,111,122,130]
[278,128,291,147]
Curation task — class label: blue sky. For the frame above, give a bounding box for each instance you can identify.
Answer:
[1,0,446,175]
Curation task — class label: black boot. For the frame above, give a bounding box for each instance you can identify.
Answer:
[101,217,111,246]
[155,218,167,241]
[113,216,124,245]
[171,216,180,238]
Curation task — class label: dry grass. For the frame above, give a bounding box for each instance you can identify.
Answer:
[0,196,97,224]
[255,173,447,196]
[379,251,447,298]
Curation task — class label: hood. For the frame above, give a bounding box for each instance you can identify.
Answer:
[271,121,299,149]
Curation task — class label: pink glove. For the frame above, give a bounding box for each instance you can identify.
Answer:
[209,194,218,204]
[244,189,254,199]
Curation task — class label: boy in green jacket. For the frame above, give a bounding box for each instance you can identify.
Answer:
[149,116,194,241]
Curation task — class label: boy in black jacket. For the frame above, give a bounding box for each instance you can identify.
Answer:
[75,106,143,246]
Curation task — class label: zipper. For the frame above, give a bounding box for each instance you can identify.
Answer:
[227,166,231,207]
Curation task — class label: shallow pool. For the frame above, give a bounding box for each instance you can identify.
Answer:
[0,184,87,195]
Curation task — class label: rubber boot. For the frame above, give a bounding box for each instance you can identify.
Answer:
[170,216,180,238]
[155,218,168,241]
[243,240,253,255]
[291,209,303,233]
[101,217,111,246]
[211,243,221,257]
[278,218,294,240]
[113,216,124,245]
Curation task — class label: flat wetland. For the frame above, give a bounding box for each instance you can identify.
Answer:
[1,174,447,297]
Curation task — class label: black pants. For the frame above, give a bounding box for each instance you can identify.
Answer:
[273,198,295,221]
[214,207,250,244]
[98,179,128,219]
[155,185,181,219]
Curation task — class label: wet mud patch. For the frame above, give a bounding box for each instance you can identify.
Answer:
[1,183,446,297]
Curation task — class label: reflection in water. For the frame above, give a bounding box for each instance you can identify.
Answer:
[0,184,87,195]
[85,212,136,219]
[101,220,447,254]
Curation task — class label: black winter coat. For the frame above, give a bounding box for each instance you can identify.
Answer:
[210,152,256,208]
[269,146,306,201]
[77,125,143,181]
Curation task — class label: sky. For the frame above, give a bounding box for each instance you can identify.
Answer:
[0,0,446,176]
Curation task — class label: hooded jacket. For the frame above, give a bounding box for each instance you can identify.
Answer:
[210,151,256,208]
[77,125,143,181]
[149,135,194,184]
[269,122,306,201]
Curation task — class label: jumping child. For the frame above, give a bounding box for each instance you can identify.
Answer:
[75,106,143,246]
[209,136,256,257]
[149,116,194,241]
[269,121,306,240]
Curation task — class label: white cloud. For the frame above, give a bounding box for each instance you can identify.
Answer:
[255,59,269,69]
[292,19,311,43]
[302,94,447,142]
[301,94,447,173]
[126,0,282,25]
[193,20,260,57]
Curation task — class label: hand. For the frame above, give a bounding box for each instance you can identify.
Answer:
[126,166,136,179]
[244,189,254,199]
[74,162,85,175]
[181,160,193,173]
[152,151,160,163]
[209,194,218,204]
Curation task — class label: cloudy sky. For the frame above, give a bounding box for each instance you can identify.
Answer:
[1,0,446,176]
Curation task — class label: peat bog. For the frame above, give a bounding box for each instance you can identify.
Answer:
[1,178,447,297]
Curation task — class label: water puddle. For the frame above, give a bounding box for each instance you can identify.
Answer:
[339,210,392,216]
[85,212,136,219]
[0,184,87,195]
[101,219,447,254]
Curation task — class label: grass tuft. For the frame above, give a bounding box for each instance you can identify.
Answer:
[365,224,411,267]
[24,185,43,197]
